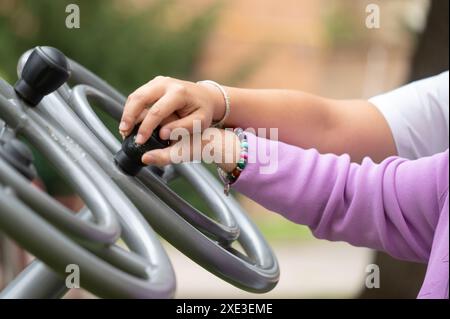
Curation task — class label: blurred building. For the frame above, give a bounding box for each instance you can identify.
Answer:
[168,0,429,98]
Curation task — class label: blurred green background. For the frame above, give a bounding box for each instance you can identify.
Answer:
[0,0,309,241]
[2,0,204,187]
[0,0,218,89]
[0,0,218,192]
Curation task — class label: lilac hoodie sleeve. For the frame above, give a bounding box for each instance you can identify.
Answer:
[233,133,449,263]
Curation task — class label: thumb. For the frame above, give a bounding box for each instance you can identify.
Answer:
[141,147,172,167]
[142,136,194,167]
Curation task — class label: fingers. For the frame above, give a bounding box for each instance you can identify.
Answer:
[121,107,177,140]
[142,147,172,167]
[142,128,235,168]
[159,111,209,140]
[119,109,148,139]
[120,76,166,137]
[136,108,149,124]
[135,86,186,144]
[142,135,192,167]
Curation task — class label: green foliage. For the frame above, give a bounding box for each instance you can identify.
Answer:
[322,2,362,48]
[0,0,219,194]
[1,1,310,241]
[0,0,219,92]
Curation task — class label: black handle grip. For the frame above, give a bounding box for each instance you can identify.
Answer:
[14,46,70,106]
[114,126,170,176]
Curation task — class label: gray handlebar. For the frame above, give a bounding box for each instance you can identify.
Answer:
[0,86,175,299]
[0,47,280,298]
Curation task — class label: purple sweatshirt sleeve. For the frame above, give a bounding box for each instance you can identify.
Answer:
[233,133,449,263]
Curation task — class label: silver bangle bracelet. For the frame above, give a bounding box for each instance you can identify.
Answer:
[197,80,230,128]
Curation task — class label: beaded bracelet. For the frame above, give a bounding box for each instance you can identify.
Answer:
[217,128,248,196]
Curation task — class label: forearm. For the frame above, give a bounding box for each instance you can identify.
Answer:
[232,133,446,262]
[220,87,397,162]
[223,88,332,143]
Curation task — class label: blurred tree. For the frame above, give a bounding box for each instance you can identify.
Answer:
[0,1,224,284]
[0,0,219,92]
[322,2,363,48]
[0,0,220,195]
[359,0,449,299]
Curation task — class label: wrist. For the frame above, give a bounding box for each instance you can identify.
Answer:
[214,128,248,195]
[219,134,241,173]
[197,80,229,125]
[201,129,240,172]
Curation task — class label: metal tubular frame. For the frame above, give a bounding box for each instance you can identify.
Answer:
[0,48,280,298]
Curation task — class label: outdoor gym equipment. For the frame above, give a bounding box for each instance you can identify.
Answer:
[0,46,279,298]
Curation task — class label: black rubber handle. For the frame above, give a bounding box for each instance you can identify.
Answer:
[114,126,170,176]
[14,46,70,106]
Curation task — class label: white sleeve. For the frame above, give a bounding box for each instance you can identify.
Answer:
[369,71,449,159]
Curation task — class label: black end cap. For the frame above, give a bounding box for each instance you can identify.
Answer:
[14,46,70,106]
[114,149,144,176]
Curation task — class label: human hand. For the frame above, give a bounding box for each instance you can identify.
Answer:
[119,76,226,144]
[141,128,240,173]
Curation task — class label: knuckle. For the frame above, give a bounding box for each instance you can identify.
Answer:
[128,92,142,102]
[152,75,171,84]
[171,83,188,101]
[153,75,166,82]
[121,113,134,122]
[170,84,187,97]
[138,120,149,130]
[149,106,162,117]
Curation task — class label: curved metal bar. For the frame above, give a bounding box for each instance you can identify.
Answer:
[0,184,171,299]
[61,59,278,269]
[69,84,237,235]
[0,135,175,299]
[70,85,120,153]
[0,93,120,246]
[189,163,277,268]
[16,50,125,106]
[69,59,126,105]
[11,50,280,293]
[69,84,239,243]
[0,85,176,298]
[65,207,154,279]
[0,260,70,299]
[33,60,280,293]
[43,88,279,292]
[0,158,118,245]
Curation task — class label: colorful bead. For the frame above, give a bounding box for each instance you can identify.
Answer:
[231,169,241,179]
[237,160,246,170]
[216,128,248,196]
[234,128,244,135]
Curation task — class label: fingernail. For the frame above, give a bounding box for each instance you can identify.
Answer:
[119,121,129,131]
[160,128,171,140]
[135,134,145,144]
[142,153,154,164]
